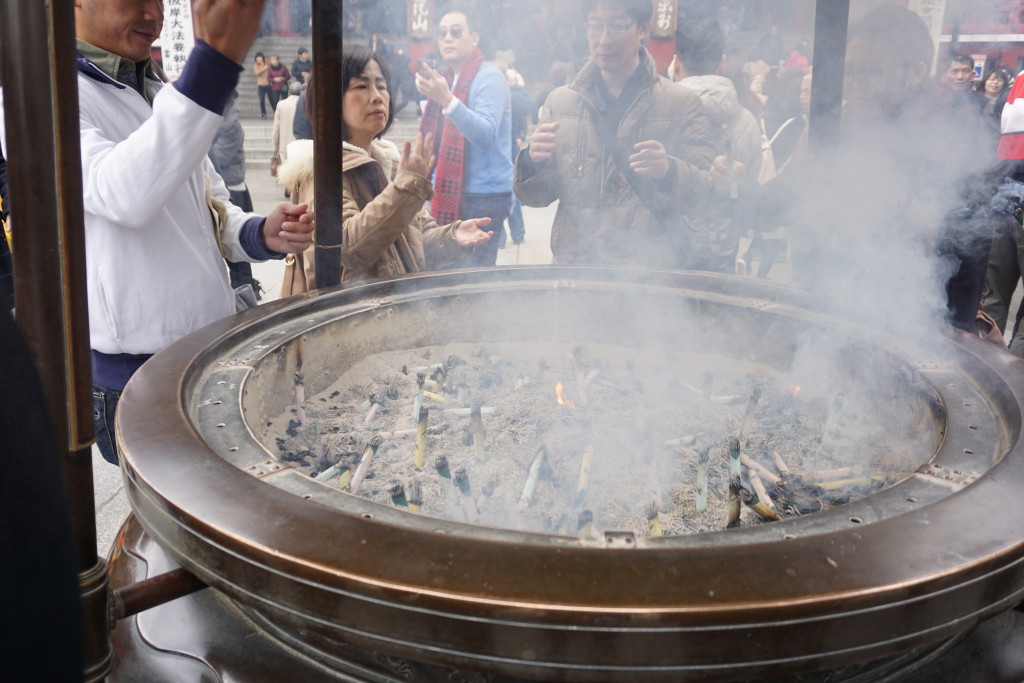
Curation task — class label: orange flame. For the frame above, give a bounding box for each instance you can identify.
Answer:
[790,385,801,399]
[555,381,577,412]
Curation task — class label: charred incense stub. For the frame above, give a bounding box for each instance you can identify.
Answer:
[411,372,426,422]
[739,385,762,447]
[575,444,594,509]
[746,470,781,520]
[728,437,741,478]
[350,436,383,495]
[741,453,782,485]
[454,468,480,522]
[434,455,463,521]
[739,483,782,521]
[470,404,486,462]
[577,509,595,538]
[389,482,408,508]
[407,480,422,512]
[727,475,743,528]
[696,445,711,512]
[572,347,589,409]
[293,372,307,428]
[700,371,714,420]
[518,445,547,511]
[414,406,429,468]
[646,501,663,537]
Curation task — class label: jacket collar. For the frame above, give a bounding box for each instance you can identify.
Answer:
[342,139,401,179]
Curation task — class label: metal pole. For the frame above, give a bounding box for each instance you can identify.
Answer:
[808,0,850,153]
[313,0,344,287]
[0,0,110,680]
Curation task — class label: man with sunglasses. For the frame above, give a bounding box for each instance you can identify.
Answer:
[514,0,714,267]
[416,6,512,267]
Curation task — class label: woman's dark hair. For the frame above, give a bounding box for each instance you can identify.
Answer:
[342,45,395,142]
[255,52,265,61]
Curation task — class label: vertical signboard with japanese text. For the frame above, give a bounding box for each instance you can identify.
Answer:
[652,0,677,39]
[408,0,433,39]
[160,0,196,80]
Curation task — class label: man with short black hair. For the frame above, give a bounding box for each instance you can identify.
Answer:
[672,17,763,273]
[514,0,714,266]
[292,47,312,85]
[416,6,510,266]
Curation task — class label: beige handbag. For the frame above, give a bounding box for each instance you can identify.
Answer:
[280,251,309,298]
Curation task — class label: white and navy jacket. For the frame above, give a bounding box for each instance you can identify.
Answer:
[1,41,281,389]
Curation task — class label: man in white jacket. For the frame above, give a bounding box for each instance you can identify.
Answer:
[41,0,313,465]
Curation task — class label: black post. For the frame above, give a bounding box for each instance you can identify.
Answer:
[808,0,851,153]
[0,0,110,680]
[313,0,344,288]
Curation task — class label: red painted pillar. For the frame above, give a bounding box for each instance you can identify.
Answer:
[276,0,292,36]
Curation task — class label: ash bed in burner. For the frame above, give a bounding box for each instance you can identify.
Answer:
[118,267,1024,682]
[269,339,930,537]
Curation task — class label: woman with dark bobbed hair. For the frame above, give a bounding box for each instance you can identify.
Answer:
[277,45,492,289]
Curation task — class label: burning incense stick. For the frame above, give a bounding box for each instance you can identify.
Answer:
[470,404,486,462]
[806,475,885,491]
[738,385,762,448]
[414,406,429,468]
[407,480,422,512]
[411,372,426,422]
[664,435,697,448]
[728,437,741,478]
[454,468,480,522]
[696,445,710,512]
[680,382,744,404]
[364,398,382,424]
[390,482,409,508]
[422,390,446,403]
[821,391,845,447]
[518,445,547,511]
[646,454,663,509]
[584,368,600,388]
[443,407,498,417]
[771,450,791,478]
[700,371,713,420]
[741,453,782,485]
[746,470,781,519]
[727,475,742,528]
[575,444,594,508]
[739,485,782,521]
[350,436,382,495]
[646,501,663,537]
[434,455,463,521]
[376,429,416,441]
[314,455,353,490]
[294,372,306,428]
[405,362,444,375]
[572,347,589,409]
[577,509,595,537]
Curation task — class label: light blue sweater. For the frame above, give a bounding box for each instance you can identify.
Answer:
[444,61,513,195]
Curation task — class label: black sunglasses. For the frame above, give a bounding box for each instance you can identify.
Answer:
[436,26,464,39]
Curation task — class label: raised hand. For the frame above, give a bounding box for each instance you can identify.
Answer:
[193,0,265,64]
[399,132,436,179]
[527,122,559,164]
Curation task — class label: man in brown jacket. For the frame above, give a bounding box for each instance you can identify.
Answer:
[515,0,715,267]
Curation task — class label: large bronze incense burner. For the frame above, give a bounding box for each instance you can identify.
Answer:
[115,266,1024,682]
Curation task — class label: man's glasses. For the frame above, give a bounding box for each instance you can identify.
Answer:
[436,26,464,40]
[584,19,635,36]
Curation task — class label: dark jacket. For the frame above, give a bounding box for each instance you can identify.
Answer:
[292,57,312,84]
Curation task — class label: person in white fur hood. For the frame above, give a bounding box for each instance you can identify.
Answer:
[277,45,492,288]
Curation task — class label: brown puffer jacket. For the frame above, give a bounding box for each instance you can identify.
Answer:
[515,49,714,267]
[278,138,468,285]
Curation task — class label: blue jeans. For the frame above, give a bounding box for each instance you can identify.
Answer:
[507,195,526,244]
[92,383,121,465]
[461,193,512,267]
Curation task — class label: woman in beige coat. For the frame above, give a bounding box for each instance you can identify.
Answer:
[278,45,492,288]
[253,52,271,120]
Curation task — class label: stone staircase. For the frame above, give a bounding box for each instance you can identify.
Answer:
[237,36,313,120]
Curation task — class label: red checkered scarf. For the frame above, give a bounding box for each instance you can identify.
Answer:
[419,48,485,224]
